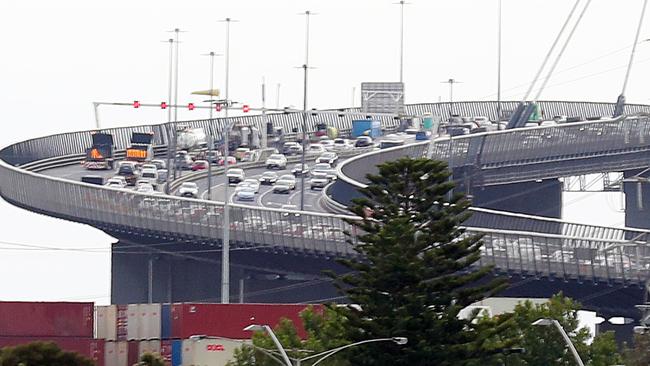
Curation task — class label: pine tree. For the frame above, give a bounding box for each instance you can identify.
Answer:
[330,157,512,366]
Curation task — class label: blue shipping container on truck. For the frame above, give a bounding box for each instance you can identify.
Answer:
[351,120,381,138]
[161,304,171,339]
[172,340,182,366]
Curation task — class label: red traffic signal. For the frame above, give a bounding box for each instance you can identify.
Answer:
[242,104,250,113]
[161,102,168,109]
[188,103,195,111]
[215,104,222,112]
[133,100,140,108]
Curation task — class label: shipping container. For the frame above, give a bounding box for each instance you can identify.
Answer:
[104,341,128,366]
[127,304,139,340]
[95,305,117,340]
[116,305,128,341]
[139,304,162,340]
[0,301,93,338]
[351,119,381,138]
[138,339,161,358]
[160,340,172,366]
[171,303,322,339]
[128,340,139,366]
[0,336,104,366]
[161,304,172,339]
[182,337,247,366]
[171,340,183,366]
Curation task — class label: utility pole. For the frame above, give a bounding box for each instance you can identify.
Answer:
[262,77,268,149]
[299,10,315,211]
[167,28,185,180]
[164,37,174,194]
[441,79,462,116]
[394,1,409,83]
[202,51,220,200]
[497,0,502,121]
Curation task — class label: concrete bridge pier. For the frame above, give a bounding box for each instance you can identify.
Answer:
[624,169,650,230]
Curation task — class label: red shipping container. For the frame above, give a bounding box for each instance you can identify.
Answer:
[160,340,172,366]
[127,340,139,366]
[0,301,93,337]
[0,336,104,366]
[171,303,323,339]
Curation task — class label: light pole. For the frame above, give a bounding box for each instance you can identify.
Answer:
[219,17,237,304]
[532,318,585,366]
[167,28,185,180]
[164,38,174,194]
[298,10,314,211]
[394,1,409,83]
[441,78,462,116]
[497,0,502,121]
[244,324,408,366]
[201,51,222,200]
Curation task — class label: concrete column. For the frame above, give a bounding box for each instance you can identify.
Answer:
[624,169,650,229]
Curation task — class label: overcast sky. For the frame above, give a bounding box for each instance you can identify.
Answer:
[0,0,642,305]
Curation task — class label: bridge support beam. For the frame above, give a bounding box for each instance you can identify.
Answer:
[454,167,563,218]
[624,169,650,230]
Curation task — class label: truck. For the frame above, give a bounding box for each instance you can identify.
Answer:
[352,119,381,138]
[83,132,114,170]
[175,126,207,160]
[125,132,155,164]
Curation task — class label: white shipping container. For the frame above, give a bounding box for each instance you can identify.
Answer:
[104,341,128,366]
[138,340,161,357]
[182,338,248,366]
[127,304,139,340]
[138,304,162,340]
[95,305,117,340]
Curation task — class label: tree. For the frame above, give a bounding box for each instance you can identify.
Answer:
[136,352,165,366]
[330,157,514,366]
[0,341,95,366]
[227,305,351,366]
[623,332,650,365]
[480,293,622,366]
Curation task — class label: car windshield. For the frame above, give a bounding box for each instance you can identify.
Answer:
[228,169,243,174]
[321,153,335,158]
[240,186,256,192]
[181,183,197,189]
[279,175,295,181]
[118,166,134,174]
[262,172,277,178]
[334,139,345,144]
[269,154,284,159]
[142,172,155,178]
[313,163,330,170]
[244,179,258,185]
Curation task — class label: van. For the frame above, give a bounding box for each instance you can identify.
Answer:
[81,175,104,185]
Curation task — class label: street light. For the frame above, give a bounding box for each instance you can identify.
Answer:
[244,324,407,366]
[394,0,410,84]
[198,51,223,200]
[298,10,315,212]
[440,78,462,116]
[532,318,585,366]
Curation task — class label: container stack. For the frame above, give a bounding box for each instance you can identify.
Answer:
[0,301,103,366]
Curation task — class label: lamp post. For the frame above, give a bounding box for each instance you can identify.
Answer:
[244,324,407,366]
[394,0,409,83]
[219,17,237,304]
[164,38,174,194]
[297,10,315,211]
[532,318,585,366]
[497,0,502,121]
[441,78,462,116]
[201,51,222,200]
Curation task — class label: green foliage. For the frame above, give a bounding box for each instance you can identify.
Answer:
[226,305,350,366]
[0,341,95,366]
[330,157,513,366]
[623,332,650,365]
[136,352,165,366]
[480,293,622,366]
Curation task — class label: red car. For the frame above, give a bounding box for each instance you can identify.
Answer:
[191,160,209,171]
[217,156,237,166]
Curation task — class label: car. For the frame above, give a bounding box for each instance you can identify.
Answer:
[415,131,432,140]
[151,159,167,170]
[291,163,310,177]
[227,168,245,184]
[242,178,260,193]
[282,142,303,155]
[354,136,373,147]
[320,139,336,151]
[141,163,157,171]
[332,138,351,151]
[306,144,327,155]
[273,183,292,194]
[175,152,193,170]
[217,156,237,166]
[265,153,287,169]
[280,204,301,218]
[234,147,250,160]
[275,174,297,190]
[236,186,256,201]
[104,177,127,189]
[191,160,209,171]
[178,182,199,198]
[117,164,138,186]
[138,168,159,188]
[310,175,329,190]
[259,171,278,185]
[316,152,338,166]
[206,151,221,164]
[136,183,155,194]
[404,128,420,135]
[311,166,337,182]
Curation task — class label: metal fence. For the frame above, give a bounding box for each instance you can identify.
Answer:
[2,101,650,283]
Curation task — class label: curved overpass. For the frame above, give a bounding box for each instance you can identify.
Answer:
[2,100,650,309]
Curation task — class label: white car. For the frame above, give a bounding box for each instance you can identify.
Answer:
[178,182,199,198]
[141,163,158,172]
[332,138,352,151]
[138,168,159,188]
[306,144,327,155]
[136,183,155,194]
[320,139,336,151]
[236,186,257,201]
[309,174,329,190]
[316,152,338,166]
[274,174,297,191]
[259,171,279,185]
[265,154,288,169]
[235,179,260,194]
[227,168,245,184]
[312,163,337,181]
[105,177,127,189]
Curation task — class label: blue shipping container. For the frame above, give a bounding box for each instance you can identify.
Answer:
[352,120,381,138]
[172,340,182,366]
[161,304,171,339]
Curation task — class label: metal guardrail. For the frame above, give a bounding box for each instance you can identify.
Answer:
[3,101,650,283]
